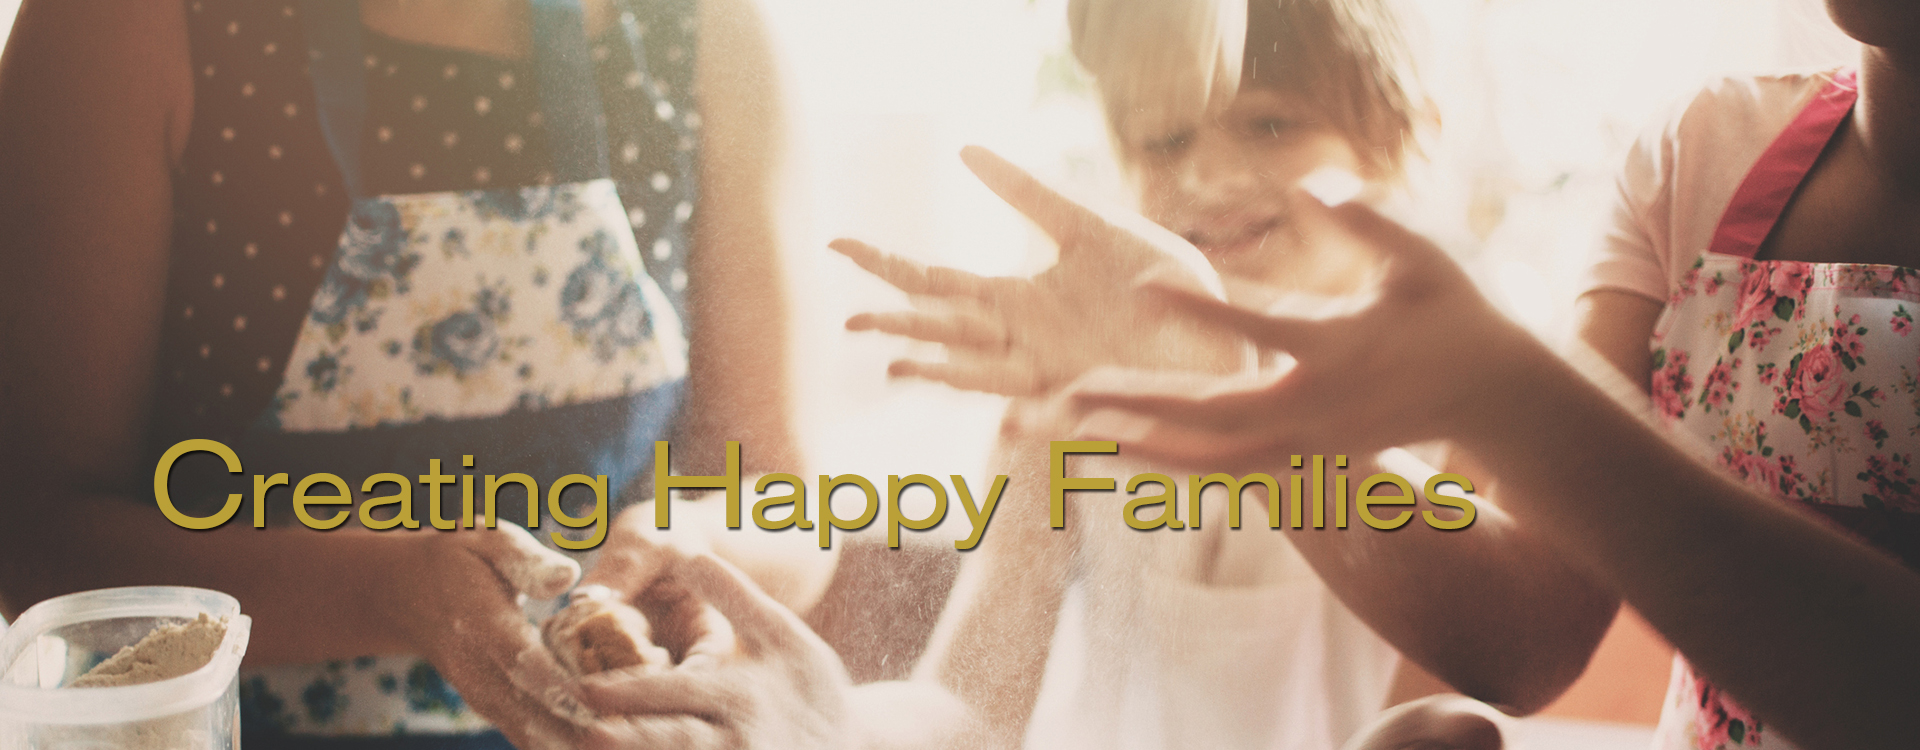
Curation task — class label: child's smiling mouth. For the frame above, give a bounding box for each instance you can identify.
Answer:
[1185,213,1288,262]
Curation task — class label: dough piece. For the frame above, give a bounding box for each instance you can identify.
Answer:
[543,586,669,675]
[69,613,227,688]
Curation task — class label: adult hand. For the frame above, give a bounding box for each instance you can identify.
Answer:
[1061,197,1542,471]
[833,146,1247,397]
[578,500,731,670]
[579,553,857,749]
[376,523,621,750]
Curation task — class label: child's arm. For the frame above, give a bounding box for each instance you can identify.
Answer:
[1071,200,1920,750]
[909,426,1078,748]
[1283,289,1666,713]
[1271,449,1619,714]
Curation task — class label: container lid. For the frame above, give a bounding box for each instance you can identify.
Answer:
[0,586,252,723]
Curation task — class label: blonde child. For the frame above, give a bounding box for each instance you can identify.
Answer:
[829,1,1603,748]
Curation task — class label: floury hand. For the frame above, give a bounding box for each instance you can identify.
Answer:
[577,554,858,749]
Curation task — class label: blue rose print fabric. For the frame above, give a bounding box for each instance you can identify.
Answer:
[267,180,685,432]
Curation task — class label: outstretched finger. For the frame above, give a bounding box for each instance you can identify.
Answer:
[1142,282,1323,355]
[829,239,928,294]
[829,239,993,298]
[1323,200,1441,258]
[579,669,749,718]
[888,358,1042,398]
[1061,365,1295,427]
[959,145,1105,250]
[847,310,1005,349]
[1070,410,1284,471]
[1067,383,1279,435]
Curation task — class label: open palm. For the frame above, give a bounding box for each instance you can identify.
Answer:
[834,146,1248,397]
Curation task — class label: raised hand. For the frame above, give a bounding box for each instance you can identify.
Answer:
[1062,196,1540,474]
[834,146,1248,397]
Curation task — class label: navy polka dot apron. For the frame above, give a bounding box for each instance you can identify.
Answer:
[233,0,689,736]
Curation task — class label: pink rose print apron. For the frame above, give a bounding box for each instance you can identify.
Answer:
[233,0,690,736]
[1648,68,1920,750]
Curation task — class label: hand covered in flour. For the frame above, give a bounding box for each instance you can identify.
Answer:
[374,522,620,750]
[834,146,1248,397]
[547,503,854,749]
[576,553,857,749]
[1061,197,1543,473]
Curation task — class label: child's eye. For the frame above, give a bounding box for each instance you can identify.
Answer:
[1142,130,1193,156]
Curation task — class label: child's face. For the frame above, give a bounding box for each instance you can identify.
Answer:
[1118,87,1366,292]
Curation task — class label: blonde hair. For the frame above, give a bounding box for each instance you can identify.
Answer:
[1070,0,1422,179]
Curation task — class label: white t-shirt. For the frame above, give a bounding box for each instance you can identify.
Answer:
[1582,70,1841,301]
[1022,455,1402,750]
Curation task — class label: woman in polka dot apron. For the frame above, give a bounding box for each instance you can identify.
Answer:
[0,0,801,745]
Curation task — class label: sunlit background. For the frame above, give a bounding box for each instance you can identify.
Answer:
[0,0,1854,517]
[758,0,1854,516]
[754,3,1852,745]
[0,0,1860,744]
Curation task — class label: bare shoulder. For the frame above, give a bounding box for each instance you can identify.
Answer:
[0,0,193,162]
[695,0,780,114]
[690,0,785,202]
[0,0,194,487]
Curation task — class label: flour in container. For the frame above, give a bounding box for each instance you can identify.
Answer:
[69,613,227,688]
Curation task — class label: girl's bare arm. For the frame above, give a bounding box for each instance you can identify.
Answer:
[1073,203,1920,750]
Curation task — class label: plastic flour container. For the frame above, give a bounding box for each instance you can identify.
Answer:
[0,587,252,750]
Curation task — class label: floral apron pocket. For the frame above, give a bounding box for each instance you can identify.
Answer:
[270,180,685,431]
